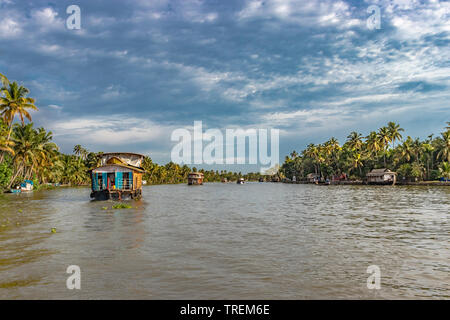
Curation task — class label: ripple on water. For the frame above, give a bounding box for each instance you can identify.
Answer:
[0,184,449,299]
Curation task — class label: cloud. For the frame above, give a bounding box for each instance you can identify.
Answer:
[0,0,448,167]
[48,104,63,110]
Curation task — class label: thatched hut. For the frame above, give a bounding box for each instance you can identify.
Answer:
[366,168,397,185]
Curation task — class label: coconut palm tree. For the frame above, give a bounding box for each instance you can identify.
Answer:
[346,131,363,151]
[0,81,38,163]
[437,131,450,163]
[349,152,364,176]
[0,118,14,156]
[438,162,450,179]
[394,136,414,165]
[378,126,391,167]
[387,121,404,148]
[365,131,381,161]
[0,72,9,87]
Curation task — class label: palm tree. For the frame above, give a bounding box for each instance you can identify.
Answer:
[387,121,404,148]
[346,131,363,151]
[437,131,450,163]
[0,72,9,87]
[0,81,38,162]
[0,119,14,156]
[378,126,391,167]
[395,136,414,163]
[439,162,450,179]
[7,124,59,186]
[365,131,381,163]
[8,123,38,186]
[350,152,364,176]
[411,138,424,163]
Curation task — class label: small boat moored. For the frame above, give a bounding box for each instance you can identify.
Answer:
[237,178,245,184]
[9,187,21,193]
[20,180,34,192]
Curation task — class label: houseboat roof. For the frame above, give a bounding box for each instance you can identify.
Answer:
[188,172,204,176]
[91,163,145,173]
[100,152,145,157]
[367,168,396,176]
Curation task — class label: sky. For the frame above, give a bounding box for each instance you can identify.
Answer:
[0,0,449,171]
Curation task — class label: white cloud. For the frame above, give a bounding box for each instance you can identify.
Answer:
[51,115,176,146]
[0,17,21,37]
[48,104,63,110]
[238,0,358,29]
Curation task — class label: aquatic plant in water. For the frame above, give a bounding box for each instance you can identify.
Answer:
[112,203,133,209]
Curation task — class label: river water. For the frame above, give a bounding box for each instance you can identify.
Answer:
[0,183,449,299]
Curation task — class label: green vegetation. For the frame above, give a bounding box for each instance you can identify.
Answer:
[281,121,450,182]
[140,159,264,184]
[112,203,133,209]
[3,73,447,188]
[0,73,263,191]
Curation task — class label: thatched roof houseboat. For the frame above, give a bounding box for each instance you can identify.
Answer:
[90,152,145,200]
[188,172,204,185]
[367,168,397,185]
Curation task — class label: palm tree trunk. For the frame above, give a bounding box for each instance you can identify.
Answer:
[0,121,14,163]
[8,165,23,188]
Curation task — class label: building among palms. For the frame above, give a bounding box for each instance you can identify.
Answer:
[366,168,397,185]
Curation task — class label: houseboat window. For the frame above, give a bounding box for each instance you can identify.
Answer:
[98,174,103,190]
[107,172,115,189]
[123,172,129,189]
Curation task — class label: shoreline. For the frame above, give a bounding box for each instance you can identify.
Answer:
[4,180,450,194]
[283,180,450,186]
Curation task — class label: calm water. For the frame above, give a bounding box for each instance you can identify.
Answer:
[0,183,449,299]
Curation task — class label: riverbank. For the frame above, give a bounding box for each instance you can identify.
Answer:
[283,180,450,186]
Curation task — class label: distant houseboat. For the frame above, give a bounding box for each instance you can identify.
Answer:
[367,168,397,185]
[221,178,228,183]
[188,172,204,185]
[237,178,245,184]
[89,152,145,200]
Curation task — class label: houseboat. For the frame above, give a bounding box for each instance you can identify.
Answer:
[366,168,397,185]
[237,178,245,184]
[89,152,145,200]
[188,172,204,185]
